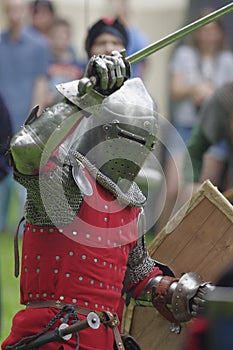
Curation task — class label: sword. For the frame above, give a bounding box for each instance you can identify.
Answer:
[127,2,233,65]
[78,3,233,94]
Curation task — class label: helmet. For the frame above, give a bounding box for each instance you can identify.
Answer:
[66,78,158,190]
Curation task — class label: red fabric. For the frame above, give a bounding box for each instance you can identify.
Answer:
[184,317,209,350]
[2,171,142,350]
[1,308,113,350]
[128,267,163,299]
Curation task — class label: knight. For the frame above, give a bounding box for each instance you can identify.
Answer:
[2,50,213,350]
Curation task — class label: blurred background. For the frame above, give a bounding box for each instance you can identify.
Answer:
[0,0,190,119]
[0,0,232,345]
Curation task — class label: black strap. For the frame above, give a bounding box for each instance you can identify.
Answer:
[14,216,25,278]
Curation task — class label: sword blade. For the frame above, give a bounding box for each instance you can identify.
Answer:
[127,3,233,65]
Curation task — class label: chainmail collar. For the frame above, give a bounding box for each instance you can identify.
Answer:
[69,149,146,208]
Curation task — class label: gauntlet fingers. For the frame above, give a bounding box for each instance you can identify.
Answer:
[111,55,126,88]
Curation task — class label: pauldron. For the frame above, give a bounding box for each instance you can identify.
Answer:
[10,101,79,175]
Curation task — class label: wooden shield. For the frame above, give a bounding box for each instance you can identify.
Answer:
[122,180,233,350]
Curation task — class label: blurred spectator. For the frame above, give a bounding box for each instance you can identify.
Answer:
[47,18,85,105]
[182,82,233,201]
[157,8,233,230]
[0,94,13,233]
[0,0,49,231]
[0,0,49,133]
[85,17,128,58]
[110,0,149,79]
[188,0,233,49]
[28,0,56,43]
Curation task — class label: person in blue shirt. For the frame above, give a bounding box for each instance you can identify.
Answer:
[0,0,50,232]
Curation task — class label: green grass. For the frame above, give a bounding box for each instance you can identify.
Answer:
[0,186,23,344]
[0,232,23,343]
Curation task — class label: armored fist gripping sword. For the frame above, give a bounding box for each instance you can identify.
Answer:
[78,2,233,95]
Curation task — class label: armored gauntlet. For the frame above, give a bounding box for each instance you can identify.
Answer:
[79,50,131,95]
[136,272,213,333]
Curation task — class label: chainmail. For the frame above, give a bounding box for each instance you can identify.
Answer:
[13,149,146,225]
[14,164,84,226]
[70,150,146,207]
[127,236,155,283]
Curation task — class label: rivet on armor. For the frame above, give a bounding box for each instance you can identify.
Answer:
[121,218,124,223]
[54,269,59,274]
[104,205,108,210]
[94,258,98,263]
[90,280,94,284]
[82,255,86,260]
[72,298,77,303]
[107,240,110,245]
[55,255,60,260]
[85,301,89,306]
[36,293,39,298]
[49,228,54,232]
[32,228,36,232]
[100,282,103,287]
[119,229,122,234]
[51,294,55,298]
[66,273,70,278]
[113,242,117,247]
[98,236,102,241]
[69,251,74,256]
[79,276,83,281]
[104,217,108,222]
[29,293,32,298]
[24,255,27,259]
[103,261,107,266]
[72,231,78,236]
[144,121,150,128]
[102,305,105,310]
[58,229,63,233]
[43,293,47,297]
[24,267,27,272]
[60,296,65,301]
[40,228,44,232]
[86,233,90,239]
[110,264,113,268]
[36,268,40,273]
[112,286,115,290]
[95,304,98,308]
[36,255,40,260]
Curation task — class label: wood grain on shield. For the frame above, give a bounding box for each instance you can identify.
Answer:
[122,180,233,350]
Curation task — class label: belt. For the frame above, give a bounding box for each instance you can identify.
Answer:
[26,300,125,350]
[26,300,91,316]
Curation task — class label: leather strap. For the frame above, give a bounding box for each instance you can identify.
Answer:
[26,300,90,315]
[26,300,125,350]
[152,276,180,325]
[14,216,25,278]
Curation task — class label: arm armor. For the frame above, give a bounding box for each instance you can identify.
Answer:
[136,272,213,328]
[10,101,78,175]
